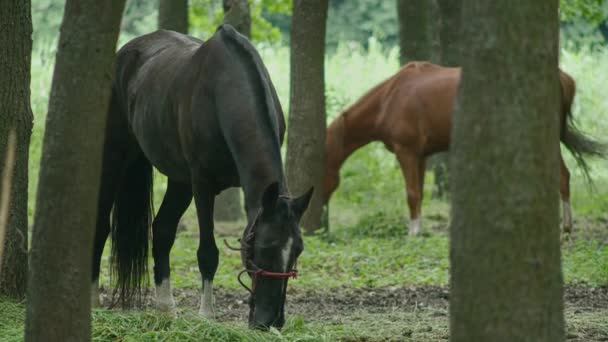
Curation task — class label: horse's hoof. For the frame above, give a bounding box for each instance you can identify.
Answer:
[156,299,176,313]
[198,307,216,319]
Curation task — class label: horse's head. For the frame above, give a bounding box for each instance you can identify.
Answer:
[241,182,313,329]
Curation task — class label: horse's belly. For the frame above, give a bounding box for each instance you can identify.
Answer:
[132,115,191,182]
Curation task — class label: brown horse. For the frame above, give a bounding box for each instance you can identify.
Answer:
[323,62,603,236]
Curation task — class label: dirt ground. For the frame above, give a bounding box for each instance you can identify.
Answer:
[100,284,608,341]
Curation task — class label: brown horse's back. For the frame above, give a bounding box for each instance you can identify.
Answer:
[378,62,460,155]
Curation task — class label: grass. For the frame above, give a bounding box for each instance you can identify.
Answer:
[92,204,608,292]
[0,300,336,342]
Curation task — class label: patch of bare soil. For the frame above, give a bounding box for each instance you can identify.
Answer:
[101,283,608,322]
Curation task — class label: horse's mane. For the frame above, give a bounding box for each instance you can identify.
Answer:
[216,24,283,151]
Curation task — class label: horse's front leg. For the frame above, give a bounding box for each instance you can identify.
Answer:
[192,179,218,318]
[153,180,192,312]
[559,154,573,234]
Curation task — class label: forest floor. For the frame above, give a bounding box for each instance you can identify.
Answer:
[95,283,608,341]
[2,203,608,341]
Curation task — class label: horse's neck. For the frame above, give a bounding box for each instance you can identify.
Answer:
[237,156,287,216]
[328,93,383,171]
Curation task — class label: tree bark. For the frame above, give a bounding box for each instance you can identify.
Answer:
[158,0,189,33]
[285,0,328,233]
[214,0,251,222]
[223,0,251,39]
[213,188,243,222]
[0,0,34,300]
[25,1,126,341]
[431,1,462,199]
[449,1,564,341]
[437,0,462,66]
[396,0,434,64]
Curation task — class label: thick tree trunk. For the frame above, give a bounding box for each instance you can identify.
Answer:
[158,0,189,33]
[430,0,462,199]
[212,0,252,222]
[396,0,433,64]
[449,1,564,341]
[285,0,328,233]
[437,0,461,67]
[223,0,251,38]
[0,0,34,300]
[25,1,126,341]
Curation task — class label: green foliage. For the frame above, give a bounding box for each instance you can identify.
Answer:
[32,0,159,48]
[189,0,290,43]
[31,0,64,46]
[188,0,224,39]
[326,0,398,50]
[251,0,290,43]
[562,0,607,22]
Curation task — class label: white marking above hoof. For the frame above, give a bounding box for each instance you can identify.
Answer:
[198,279,215,319]
[409,218,421,236]
[156,279,176,312]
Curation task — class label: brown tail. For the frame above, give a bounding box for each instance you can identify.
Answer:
[559,70,606,184]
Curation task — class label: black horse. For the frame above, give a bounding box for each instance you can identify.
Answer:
[91,25,313,329]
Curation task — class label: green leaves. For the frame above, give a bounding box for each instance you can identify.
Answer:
[561,0,607,23]
[188,0,289,43]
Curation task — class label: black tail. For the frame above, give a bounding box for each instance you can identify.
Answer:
[110,152,154,307]
[560,72,606,184]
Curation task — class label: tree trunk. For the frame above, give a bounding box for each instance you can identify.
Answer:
[396,0,445,198]
[437,0,462,67]
[158,0,189,33]
[212,0,252,223]
[285,0,328,233]
[449,1,563,341]
[396,0,433,64]
[25,1,126,341]
[0,0,33,300]
[213,188,243,222]
[223,0,251,38]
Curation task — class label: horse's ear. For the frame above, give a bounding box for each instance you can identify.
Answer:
[262,182,280,211]
[293,187,314,219]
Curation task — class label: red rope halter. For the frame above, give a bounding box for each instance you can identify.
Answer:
[224,199,299,295]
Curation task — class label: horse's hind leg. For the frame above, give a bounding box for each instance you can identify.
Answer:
[396,148,423,236]
[560,154,573,234]
[153,179,192,312]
